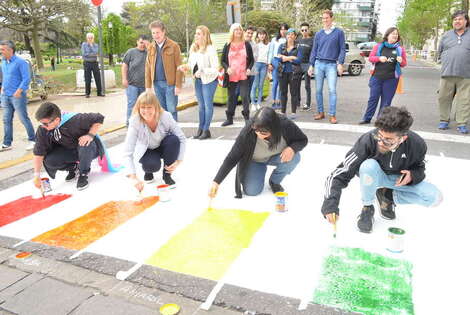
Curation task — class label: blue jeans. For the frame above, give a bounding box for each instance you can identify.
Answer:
[242,152,301,196]
[153,81,178,121]
[271,64,281,101]
[359,159,442,207]
[194,78,218,130]
[251,62,268,105]
[314,60,338,116]
[1,93,36,146]
[126,85,145,125]
[362,76,399,121]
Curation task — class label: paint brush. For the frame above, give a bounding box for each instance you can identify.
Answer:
[208,197,213,211]
[332,213,337,238]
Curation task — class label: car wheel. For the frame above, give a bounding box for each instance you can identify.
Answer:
[348,61,363,76]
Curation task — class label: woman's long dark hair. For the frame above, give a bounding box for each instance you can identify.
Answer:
[276,23,289,40]
[251,107,282,150]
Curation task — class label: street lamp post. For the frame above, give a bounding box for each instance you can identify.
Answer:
[97,4,106,95]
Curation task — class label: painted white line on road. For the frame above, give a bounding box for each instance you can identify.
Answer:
[13,240,28,248]
[200,280,225,311]
[116,263,143,281]
[320,139,325,145]
[69,249,85,259]
[179,122,470,144]
[440,152,445,157]
[216,136,224,140]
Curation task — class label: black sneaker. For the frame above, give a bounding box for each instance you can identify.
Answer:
[65,169,76,182]
[221,119,233,127]
[357,205,375,233]
[269,180,284,194]
[163,172,176,188]
[144,173,154,183]
[77,174,89,190]
[376,188,396,220]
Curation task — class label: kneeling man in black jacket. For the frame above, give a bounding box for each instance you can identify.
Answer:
[322,106,442,233]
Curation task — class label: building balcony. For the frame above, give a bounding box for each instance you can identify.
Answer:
[358,21,371,27]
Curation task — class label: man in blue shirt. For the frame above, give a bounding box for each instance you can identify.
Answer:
[0,40,35,151]
[81,33,103,98]
[308,9,346,124]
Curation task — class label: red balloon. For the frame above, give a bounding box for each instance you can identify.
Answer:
[91,0,103,6]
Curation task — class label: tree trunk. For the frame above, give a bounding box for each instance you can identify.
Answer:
[23,34,34,56]
[31,24,44,70]
[108,53,113,66]
[463,0,469,12]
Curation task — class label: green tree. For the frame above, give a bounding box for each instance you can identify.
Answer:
[93,13,135,66]
[397,0,454,51]
[0,0,85,69]
[246,10,285,36]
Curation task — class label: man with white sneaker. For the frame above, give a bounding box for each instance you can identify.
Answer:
[0,40,35,151]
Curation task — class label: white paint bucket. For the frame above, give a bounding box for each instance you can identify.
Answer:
[157,184,171,202]
[386,227,405,253]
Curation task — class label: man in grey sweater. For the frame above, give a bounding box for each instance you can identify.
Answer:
[437,10,470,134]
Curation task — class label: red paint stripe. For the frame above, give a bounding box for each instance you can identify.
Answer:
[0,194,72,227]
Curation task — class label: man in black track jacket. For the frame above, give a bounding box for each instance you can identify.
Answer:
[321,107,442,233]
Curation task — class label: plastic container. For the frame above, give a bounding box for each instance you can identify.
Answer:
[386,227,405,253]
[157,184,171,202]
[41,177,52,192]
[274,192,288,212]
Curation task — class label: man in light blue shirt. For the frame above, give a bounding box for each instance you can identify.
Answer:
[0,40,35,151]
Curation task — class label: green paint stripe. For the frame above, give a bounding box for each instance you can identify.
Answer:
[312,247,414,315]
[145,209,269,281]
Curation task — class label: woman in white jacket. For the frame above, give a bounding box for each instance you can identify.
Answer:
[123,91,186,192]
[179,25,219,140]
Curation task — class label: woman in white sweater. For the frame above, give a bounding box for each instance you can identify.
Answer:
[250,28,270,110]
[179,25,219,140]
[123,91,186,191]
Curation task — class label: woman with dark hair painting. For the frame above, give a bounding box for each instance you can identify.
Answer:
[209,107,307,199]
[267,23,289,110]
[359,27,407,124]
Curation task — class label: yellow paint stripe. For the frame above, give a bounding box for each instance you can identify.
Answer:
[145,209,269,281]
[0,100,197,170]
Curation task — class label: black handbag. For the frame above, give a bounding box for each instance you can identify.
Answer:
[222,72,229,88]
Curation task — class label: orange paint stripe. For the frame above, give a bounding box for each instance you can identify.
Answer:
[32,196,158,250]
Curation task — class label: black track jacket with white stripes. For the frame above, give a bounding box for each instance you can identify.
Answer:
[321,129,427,216]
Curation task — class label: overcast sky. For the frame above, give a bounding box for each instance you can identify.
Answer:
[100,0,404,35]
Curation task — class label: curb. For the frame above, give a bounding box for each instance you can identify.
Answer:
[0,100,197,170]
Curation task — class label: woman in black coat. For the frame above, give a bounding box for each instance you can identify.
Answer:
[210,107,308,198]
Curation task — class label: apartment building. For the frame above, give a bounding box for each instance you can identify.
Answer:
[332,0,378,43]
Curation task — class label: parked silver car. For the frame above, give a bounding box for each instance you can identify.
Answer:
[344,42,366,76]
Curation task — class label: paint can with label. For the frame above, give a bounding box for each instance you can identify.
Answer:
[41,177,52,192]
[386,227,405,253]
[274,192,288,212]
[157,184,171,202]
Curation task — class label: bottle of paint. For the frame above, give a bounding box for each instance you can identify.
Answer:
[274,192,288,212]
[386,227,405,253]
[41,177,52,193]
[157,184,171,202]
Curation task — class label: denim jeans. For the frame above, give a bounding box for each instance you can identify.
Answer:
[250,62,268,105]
[359,159,442,207]
[301,63,312,107]
[153,80,178,121]
[43,140,99,177]
[126,85,146,125]
[362,76,398,122]
[1,92,36,146]
[314,60,338,116]
[242,152,301,196]
[271,64,281,101]
[194,78,218,130]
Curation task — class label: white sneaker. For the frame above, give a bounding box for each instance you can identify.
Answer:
[251,103,257,111]
[26,141,35,151]
[0,144,12,152]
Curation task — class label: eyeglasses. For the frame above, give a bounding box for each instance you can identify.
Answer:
[40,118,56,127]
[373,132,403,147]
[301,29,308,32]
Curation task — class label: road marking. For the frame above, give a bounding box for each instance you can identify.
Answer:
[116,263,143,281]
[13,240,28,248]
[178,122,470,145]
[216,136,224,140]
[320,139,325,145]
[200,280,224,311]
[440,152,445,157]
[69,249,85,259]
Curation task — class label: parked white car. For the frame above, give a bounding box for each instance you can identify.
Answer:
[344,42,366,76]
